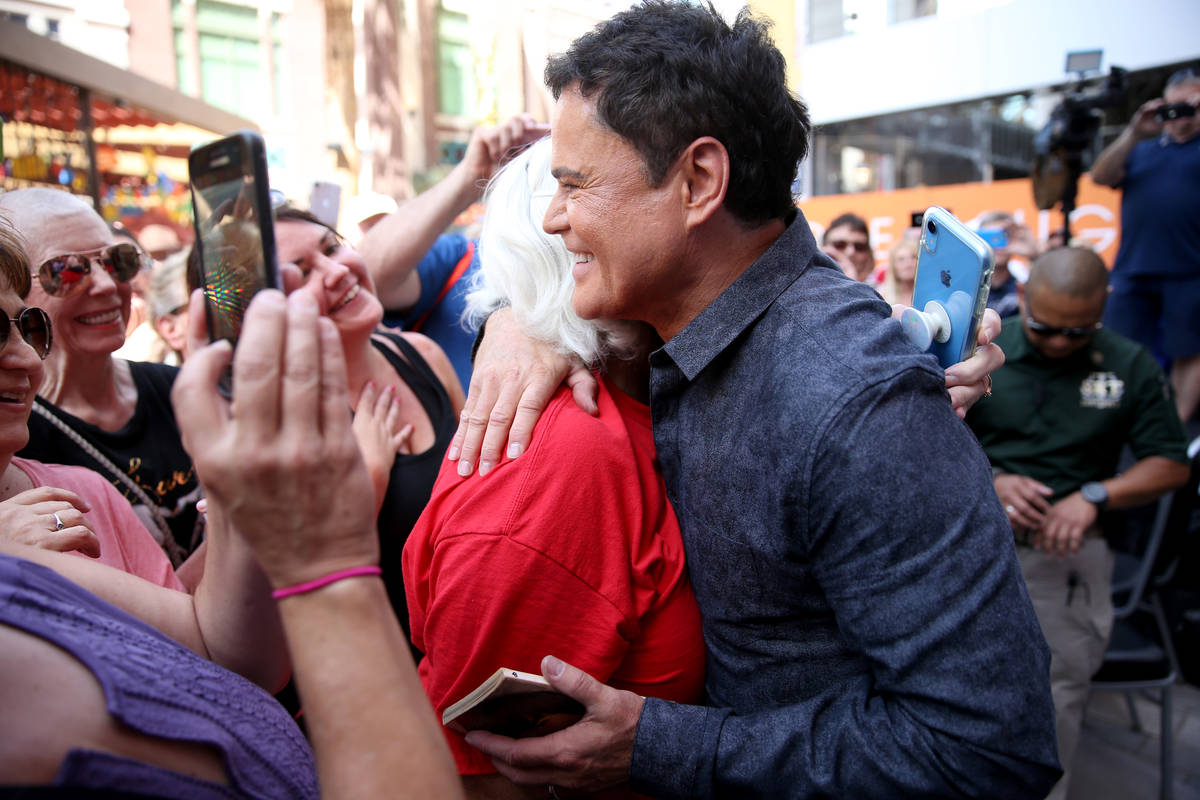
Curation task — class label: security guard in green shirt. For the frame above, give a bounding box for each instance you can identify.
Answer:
[966,246,1190,800]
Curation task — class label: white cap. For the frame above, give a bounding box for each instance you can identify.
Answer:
[346,192,399,226]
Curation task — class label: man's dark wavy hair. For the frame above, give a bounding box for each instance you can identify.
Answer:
[545,0,810,226]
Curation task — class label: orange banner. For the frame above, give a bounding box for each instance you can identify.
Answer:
[799,176,1123,268]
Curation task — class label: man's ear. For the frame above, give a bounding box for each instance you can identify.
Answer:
[677,137,729,229]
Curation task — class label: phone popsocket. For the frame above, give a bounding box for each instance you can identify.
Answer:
[901,295,970,352]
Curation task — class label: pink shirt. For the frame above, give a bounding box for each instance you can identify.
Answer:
[12,457,183,591]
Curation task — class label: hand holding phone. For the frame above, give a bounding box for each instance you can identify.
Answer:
[900,207,994,368]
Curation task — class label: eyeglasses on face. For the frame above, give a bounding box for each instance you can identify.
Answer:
[37,242,150,298]
[827,239,870,253]
[1024,310,1101,339]
[0,307,53,360]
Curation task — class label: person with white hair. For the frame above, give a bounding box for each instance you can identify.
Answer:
[402,138,706,798]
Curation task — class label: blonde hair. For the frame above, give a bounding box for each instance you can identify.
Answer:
[880,239,918,305]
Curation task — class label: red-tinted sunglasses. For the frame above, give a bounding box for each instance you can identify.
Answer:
[37,243,149,298]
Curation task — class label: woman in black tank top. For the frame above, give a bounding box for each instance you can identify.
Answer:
[274,208,464,638]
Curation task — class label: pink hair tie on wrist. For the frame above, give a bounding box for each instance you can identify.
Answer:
[272,565,382,600]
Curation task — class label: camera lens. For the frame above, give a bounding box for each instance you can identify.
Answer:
[927,220,938,236]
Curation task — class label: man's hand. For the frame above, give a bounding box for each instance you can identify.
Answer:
[1002,221,1038,261]
[448,308,598,477]
[993,473,1053,531]
[1128,98,1167,141]
[464,656,642,793]
[0,487,99,558]
[1036,492,1097,557]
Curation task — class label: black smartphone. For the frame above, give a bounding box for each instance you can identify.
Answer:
[1156,102,1196,122]
[188,131,279,390]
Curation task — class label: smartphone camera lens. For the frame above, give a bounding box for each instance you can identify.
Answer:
[927,220,938,236]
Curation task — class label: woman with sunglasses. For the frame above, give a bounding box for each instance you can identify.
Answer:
[0,220,184,593]
[271,206,465,642]
[0,188,203,567]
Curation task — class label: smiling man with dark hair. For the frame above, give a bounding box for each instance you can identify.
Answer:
[457,2,1060,797]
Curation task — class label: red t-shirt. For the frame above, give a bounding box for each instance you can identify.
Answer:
[404,376,706,774]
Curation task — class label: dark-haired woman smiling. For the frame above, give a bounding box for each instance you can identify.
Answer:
[273,207,464,636]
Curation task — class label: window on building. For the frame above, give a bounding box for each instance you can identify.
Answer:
[437,6,475,118]
[811,97,1038,196]
[811,0,937,42]
[171,0,280,121]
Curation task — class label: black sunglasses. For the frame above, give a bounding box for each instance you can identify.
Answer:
[37,242,149,298]
[1024,310,1101,339]
[1,307,53,360]
[827,239,871,253]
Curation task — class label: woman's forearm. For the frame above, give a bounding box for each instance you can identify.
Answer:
[277,577,465,800]
[190,505,290,691]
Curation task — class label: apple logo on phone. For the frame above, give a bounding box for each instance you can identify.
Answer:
[940,270,951,287]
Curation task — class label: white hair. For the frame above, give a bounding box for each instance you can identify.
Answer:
[465,138,639,366]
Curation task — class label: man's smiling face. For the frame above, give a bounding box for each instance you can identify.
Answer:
[542,86,688,327]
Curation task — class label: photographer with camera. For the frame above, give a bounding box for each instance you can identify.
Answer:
[1092,67,1200,426]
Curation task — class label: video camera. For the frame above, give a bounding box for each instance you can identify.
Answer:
[1032,51,1128,232]
[1037,65,1128,156]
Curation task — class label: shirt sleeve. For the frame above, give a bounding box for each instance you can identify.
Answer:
[1125,348,1190,464]
[399,234,472,325]
[630,368,1061,799]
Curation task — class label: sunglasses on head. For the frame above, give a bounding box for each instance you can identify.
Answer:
[1,307,53,360]
[37,242,149,298]
[828,239,870,253]
[1024,311,1101,339]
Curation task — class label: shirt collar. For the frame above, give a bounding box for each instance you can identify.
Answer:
[661,209,818,381]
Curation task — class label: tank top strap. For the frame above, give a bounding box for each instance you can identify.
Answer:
[369,329,445,416]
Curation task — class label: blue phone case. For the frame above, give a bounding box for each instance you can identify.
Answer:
[909,207,995,367]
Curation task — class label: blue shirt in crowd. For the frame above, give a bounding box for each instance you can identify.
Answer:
[1112,136,1200,278]
[631,212,1062,799]
[385,233,480,390]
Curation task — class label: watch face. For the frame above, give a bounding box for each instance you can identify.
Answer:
[1082,482,1107,505]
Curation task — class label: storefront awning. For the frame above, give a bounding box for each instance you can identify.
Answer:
[0,19,257,135]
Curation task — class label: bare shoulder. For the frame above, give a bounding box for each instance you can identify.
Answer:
[0,623,231,785]
[376,330,465,412]
[0,623,118,782]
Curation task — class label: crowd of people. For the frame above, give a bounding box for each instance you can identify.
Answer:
[0,1,1196,798]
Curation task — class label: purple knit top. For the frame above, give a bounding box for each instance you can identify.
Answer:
[0,554,318,799]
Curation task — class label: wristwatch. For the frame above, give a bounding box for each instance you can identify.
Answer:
[1080,481,1109,511]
